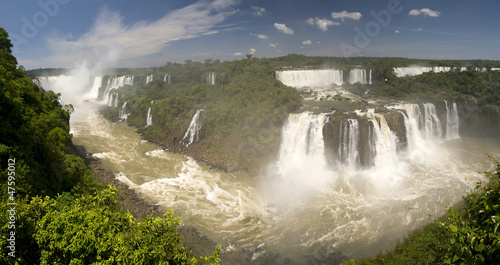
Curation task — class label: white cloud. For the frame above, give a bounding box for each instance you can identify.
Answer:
[203,30,220,35]
[306,17,339,32]
[395,30,400,33]
[251,5,266,16]
[414,27,423,32]
[331,10,362,21]
[233,52,243,56]
[274,23,294,35]
[409,8,441,17]
[250,48,256,54]
[302,40,312,45]
[269,43,278,47]
[250,33,269,39]
[43,1,239,67]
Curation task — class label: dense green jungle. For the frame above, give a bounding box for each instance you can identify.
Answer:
[2,25,500,264]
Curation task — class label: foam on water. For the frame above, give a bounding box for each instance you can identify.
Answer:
[70,100,500,260]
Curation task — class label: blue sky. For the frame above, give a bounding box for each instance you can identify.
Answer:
[1,0,499,69]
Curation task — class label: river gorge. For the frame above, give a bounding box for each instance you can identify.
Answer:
[37,67,500,263]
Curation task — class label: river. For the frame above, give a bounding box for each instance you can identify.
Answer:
[69,99,500,261]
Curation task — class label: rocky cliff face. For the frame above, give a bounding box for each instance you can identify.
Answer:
[130,99,499,175]
[458,97,500,137]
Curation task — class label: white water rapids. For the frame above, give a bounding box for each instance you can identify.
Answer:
[68,100,500,261]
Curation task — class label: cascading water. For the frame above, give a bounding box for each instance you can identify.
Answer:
[87,76,103,100]
[349,69,372,85]
[114,94,120,108]
[146,74,154,84]
[180,109,206,147]
[338,119,360,169]
[422,103,443,139]
[207,72,216,85]
[107,93,120,107]
[119,101,129,120]
[365,110,401,169]
[61,68,500,263]
[445,100,460,140]
[146,101,154,127]
[275,69,343,88]
[107,94,113,107]
[103,75,134,102]
[277,113,328,172]
[392,66,492,77]
[393,66,452,77]
[34,76,60,90]
[164,74,171,84]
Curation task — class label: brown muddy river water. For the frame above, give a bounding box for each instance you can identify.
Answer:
[70,99,500,261]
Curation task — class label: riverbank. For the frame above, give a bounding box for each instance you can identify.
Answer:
[76,146,218,260]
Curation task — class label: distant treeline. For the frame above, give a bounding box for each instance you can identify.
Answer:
[370,66,500,106]
[26,53,500,77]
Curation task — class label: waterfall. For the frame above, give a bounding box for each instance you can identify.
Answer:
[87,76,103,100]
[181,109,206,147]
[103,75,134,102]
[34,76,53,90]
[366,110,400,168]
[423,103,442,139]
[278,113,327,165]
[338,119,360,168]
[114,94,120,108]
[146,101,154,127]
[275,113,331,193]
[275,69,343,88]
[349,69,371,85]
[392,66,487,77]
[399,103,442,140]
[146,74,154,84]
[394,102,461,162]
[445,100,460,139]
[107,94,114,107]
[164,74,171,84]
[207,72,216,85]
[119,101,129,120]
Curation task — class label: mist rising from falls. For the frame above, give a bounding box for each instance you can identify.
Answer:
[88,76,103,99]
[277,113,328,174]
[180,109,206,147]
[274,102,463,195]
[33,65,104,104]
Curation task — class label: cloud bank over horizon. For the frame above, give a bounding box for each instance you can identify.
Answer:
[4,0,499,69]
[40,0,239,68]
